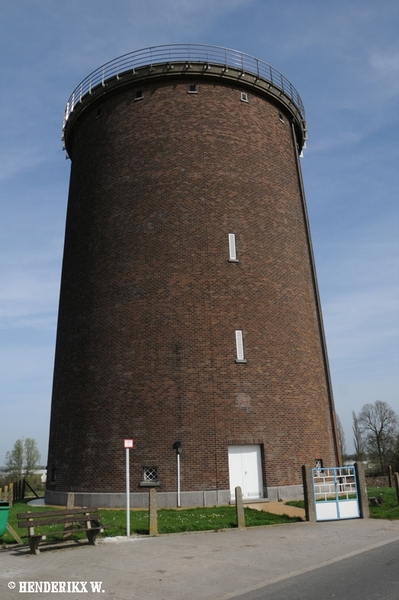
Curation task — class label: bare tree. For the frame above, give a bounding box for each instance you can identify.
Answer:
[4,438,24,480]
[4,438,41,480]
[352,410,366,462]
[356,401,399,473]
[336,414,347,462]
[24,438,41,478]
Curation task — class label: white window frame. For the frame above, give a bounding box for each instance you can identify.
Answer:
[143,466,158,482]
[235,330,247,363]
[188,83,198,94]
[228,233,239,262]
[134,90,143,101]
[139,466,160,487]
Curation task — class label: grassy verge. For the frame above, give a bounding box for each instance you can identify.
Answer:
[367,487,399,520]
[285,500,305,509]
[286,487,399,520]
[0,502,301,545]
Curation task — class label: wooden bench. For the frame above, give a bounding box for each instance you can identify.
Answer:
[17,508,104,555]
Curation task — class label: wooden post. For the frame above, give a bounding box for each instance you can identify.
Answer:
[302,465,316,523]
[8,483,13,507]
[354,462,369,519]
[235,486,245,529]
[6,523,23,544]
[394,472,399,506]
[63,493,75,539]
[388,466,393,488]
[148,488,158,536]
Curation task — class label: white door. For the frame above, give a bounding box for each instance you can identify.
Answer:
[228,445,263,501]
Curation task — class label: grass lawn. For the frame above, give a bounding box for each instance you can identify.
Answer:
[367,487,399,520]
[3,486,396,546]
[0,502,301,545]
[285,500,306,509]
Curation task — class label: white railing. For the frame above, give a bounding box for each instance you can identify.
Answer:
[62,44,305,135]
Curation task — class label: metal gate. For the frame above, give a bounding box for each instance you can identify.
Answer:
[313,466,360,521]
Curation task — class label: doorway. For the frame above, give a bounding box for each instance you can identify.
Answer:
[228,445,263,502]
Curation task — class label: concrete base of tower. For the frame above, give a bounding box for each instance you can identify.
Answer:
[45,489,231,509]
[45,485,304,509]
[266,484,304,502]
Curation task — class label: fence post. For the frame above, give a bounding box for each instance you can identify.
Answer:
[235,486,245,529]
[394,472,399,506]
[64,493,75,537]
[8,483,13,507]
[388,466,393,488]
[148,488,158,536]
[63,493,76,540]
[14,480,21,502]
[302,465,316,522]
[354,462,369,518]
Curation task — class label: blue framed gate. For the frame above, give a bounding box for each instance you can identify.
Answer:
[312,466,360,521]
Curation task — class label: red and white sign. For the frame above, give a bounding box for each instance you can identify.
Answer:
[124,439,134,449]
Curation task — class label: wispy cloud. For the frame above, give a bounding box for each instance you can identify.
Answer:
[371,50,399,77]
[369,50,399,99]
[0,290,58,329]
[324,287,399,359]
[0,344,53,463]
[306,130,363,154]
[0,252,60,329]
[0,148,50,182]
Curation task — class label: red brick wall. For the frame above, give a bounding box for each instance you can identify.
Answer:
[47,77,338,496]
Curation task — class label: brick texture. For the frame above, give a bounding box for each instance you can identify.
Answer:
[47,74,339,500]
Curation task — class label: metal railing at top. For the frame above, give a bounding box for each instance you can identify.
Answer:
[62,44,306,135]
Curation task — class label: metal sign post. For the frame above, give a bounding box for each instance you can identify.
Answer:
[124,439,134,536]
[173,441,182,507]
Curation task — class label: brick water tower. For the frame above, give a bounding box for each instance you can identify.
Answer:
[46,44,340,508]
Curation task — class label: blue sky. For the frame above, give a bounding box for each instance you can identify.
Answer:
[0,0,398,465]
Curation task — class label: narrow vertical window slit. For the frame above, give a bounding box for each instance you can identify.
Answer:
[235,330,247,363]
[228,233,239,262]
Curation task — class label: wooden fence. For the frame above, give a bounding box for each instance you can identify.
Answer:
[0,479,40,505]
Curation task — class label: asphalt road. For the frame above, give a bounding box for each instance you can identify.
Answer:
[231,539,399,600]
[2,519,399,599]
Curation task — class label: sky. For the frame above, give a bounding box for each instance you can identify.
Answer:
[0,0,398,466]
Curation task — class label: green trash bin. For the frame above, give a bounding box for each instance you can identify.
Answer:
[0,501,10,536]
